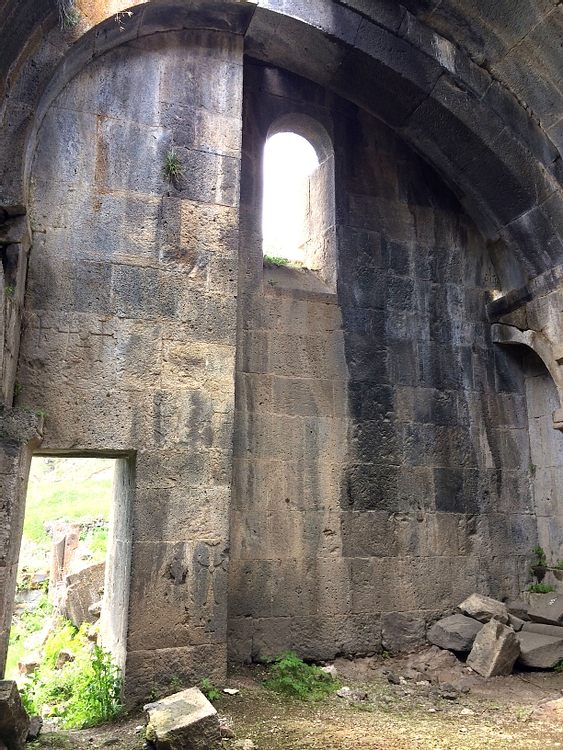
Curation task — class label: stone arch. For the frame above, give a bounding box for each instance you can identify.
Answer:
[0,0,560,294]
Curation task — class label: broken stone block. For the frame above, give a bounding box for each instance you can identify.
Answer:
[144,687,221,750]
[0,680,30,750]
[458,593,509,624]
[528,593,563,625]
[60,562,105,628]
[517,631,563,668]
[508,614,525,631]
[466,620,520,677]
[505,599,530,621]
[427,614,483,652]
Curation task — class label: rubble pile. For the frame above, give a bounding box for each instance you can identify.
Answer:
[428,592,563,676]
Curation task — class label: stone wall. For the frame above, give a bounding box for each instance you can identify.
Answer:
[230,60,537,661]
[17,28,243,704]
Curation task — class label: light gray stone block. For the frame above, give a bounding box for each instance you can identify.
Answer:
[528,593,563,625]
[144,687,221,750]
[522,621,563,638]
[466,620,520,677]
[458,593,509,624]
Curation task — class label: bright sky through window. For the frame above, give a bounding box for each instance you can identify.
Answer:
[262,132,319,262]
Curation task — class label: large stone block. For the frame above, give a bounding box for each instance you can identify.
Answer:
[427,614,483,652]
[144,687,221,750]
[466,620,520,678]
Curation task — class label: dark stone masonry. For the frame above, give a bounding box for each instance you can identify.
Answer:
[1,0,563,705]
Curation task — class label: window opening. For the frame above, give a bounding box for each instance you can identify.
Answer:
[6,456,127,725]
[262,132,320,264]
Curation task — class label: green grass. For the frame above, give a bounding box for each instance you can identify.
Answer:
[24,458,114,546]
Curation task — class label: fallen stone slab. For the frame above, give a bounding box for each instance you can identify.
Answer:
[144,687,221,750]
[458,593,509,624]
[0,680,30,750]
[427,614,483,652]
[466,620,520,677]
[528,593,563,625]
[517,631,563,668]
[522,621,563,638]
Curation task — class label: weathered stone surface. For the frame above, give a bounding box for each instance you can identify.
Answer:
[528,593,563,625]
[505,599,530,621]
[466,620,520,678]
[458,593,509,624]
[0,680,30,750]
[522,621,563,638]
[517,631,563,669]
[508,615,525,632]
[427,614,483,652]
[144,687,221,750]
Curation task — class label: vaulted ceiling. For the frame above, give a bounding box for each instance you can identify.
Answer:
[2,0,563,294]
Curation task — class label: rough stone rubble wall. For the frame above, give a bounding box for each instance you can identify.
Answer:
[230,61,537,661]
[17,29,242,703]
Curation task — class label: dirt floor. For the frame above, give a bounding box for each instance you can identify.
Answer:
[30,651,563,750]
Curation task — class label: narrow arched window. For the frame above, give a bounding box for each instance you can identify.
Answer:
[262,115,336,288]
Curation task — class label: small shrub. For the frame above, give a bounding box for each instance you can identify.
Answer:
[554,560,563,570]
[163,150,184,184]
[21,622,122,728]
[529,583,556,594]
[263,255,303,269]
[200,677,220,703]
[532,546,547,568]
[264,651,340,701]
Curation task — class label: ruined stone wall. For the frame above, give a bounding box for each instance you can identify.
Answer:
[17,28,242,703]
[230,61,537,661]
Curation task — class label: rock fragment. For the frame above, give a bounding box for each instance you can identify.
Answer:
[466,620,520,677]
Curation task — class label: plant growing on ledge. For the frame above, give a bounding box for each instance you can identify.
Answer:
[530,545,548,583]
[163,150,184,185]
[529,582,556,594]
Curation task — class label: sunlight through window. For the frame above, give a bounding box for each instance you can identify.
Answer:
[263,132,319,262]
